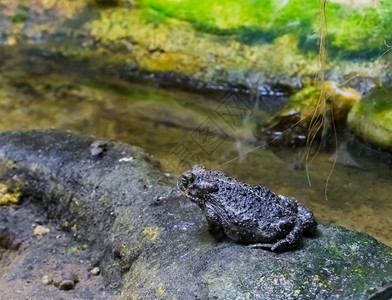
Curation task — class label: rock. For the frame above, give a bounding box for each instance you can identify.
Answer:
[52,269,78,291]
[61,269,78,282]
[90,141,107,157]
[0,199,112,299]
[0,130,391,299]
[262,81,361,146]
[58,279,75,291]
[91,267,100,276]
[52,273,63,288]
[347,87,392,152]
[41,275,52,285]
[34,225,50,236]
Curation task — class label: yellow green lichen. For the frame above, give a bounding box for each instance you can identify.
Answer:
[119,243,130,258]
[156,282,165,297]
[0,182,22,206]
[68,246,79,256]
[353,267,363,275]
[0,160,17,170]
[119,291,139,300]
[143,226,162,242]
[314,274,328,289]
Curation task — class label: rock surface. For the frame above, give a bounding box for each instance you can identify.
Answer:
[0,130,391,299]
[348,87,392,151]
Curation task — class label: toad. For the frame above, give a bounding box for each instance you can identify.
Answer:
[178,164,317,252]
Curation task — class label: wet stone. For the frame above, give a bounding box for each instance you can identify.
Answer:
[91,267,100,276]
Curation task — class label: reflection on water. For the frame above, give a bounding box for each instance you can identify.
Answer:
[1,57,392,247]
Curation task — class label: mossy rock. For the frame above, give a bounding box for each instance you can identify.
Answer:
[347,87,392,151]
[0,130,391,299]
[261,81,361,145]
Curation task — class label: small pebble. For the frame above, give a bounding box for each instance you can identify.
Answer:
[91,267,100,276]
[41,275,52,285]
[52,273,62,287]
[59,279,75,290]
[34,225,50,236]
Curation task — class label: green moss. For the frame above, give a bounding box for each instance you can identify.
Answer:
[348,88,392,145]
[10,6,29,23]
[87,8,318,78]
[347,87,392,150]
[137,0,392,57]
[328,2,392,55]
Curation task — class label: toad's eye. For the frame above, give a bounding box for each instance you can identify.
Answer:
[180,176,189,187]
[179,173,194,188]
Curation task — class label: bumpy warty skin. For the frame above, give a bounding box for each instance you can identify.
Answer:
[178,164,317,252]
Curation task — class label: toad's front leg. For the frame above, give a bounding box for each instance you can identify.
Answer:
[204,205,225,241]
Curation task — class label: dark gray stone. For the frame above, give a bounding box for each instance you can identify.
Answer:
[0,130,391,299]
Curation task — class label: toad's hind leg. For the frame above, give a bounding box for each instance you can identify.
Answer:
[298,205,317,236]
[250,221,303,252]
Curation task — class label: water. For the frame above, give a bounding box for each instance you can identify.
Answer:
[1,55,391,247]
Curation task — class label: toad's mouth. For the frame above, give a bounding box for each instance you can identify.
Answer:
[177,183,206,204]
[179,186,199,202]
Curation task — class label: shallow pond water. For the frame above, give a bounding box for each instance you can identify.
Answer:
[1,58,392,247]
